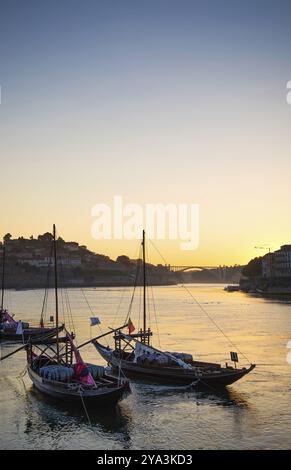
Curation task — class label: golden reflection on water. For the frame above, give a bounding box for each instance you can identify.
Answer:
[1,284,291,449]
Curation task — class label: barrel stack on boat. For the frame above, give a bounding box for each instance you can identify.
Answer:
[93,330,255,388]
[26,329,129,403]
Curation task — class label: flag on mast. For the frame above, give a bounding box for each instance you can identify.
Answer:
[16,321,23,335]
[90,317,100,326]
[66,331,95,386]
[128,318,135,335]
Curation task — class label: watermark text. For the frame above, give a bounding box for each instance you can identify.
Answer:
[91,196,199,251]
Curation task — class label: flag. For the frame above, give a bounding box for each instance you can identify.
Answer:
[230,351,239,363]
[66,331,95,386]
[16,321,23,335]
[128,318,135,335]
[4,310,17,326]
[90,317,100,326]
[74,362,95,386]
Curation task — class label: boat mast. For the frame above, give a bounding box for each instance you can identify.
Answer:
[1,246,5,311]
[142,229,146,341]
[53,224,60,362]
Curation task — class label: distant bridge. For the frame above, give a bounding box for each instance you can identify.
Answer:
[169,265,220,273]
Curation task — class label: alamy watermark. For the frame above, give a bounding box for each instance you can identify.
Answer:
[91,196,199,251]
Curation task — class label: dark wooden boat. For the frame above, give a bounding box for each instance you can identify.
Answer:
[0,318,60,341]
[92,231,256,389]
[0,246,58,342]
[2,225,130,406]
[27,225,129,404]
[93,337,255,388]
[26,333,129,404]
[224,285,240,292]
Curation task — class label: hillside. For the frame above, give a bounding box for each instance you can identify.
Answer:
[0,233,175,289]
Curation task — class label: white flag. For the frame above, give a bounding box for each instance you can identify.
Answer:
[16,321,23,335]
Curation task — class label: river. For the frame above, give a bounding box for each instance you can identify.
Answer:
[0,284,290,449]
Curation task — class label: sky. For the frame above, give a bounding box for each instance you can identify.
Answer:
[0,0,291,265]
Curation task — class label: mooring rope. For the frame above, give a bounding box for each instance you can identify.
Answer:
[79,391,92,426]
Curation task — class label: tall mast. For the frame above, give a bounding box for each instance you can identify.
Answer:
[1,246,5,311]
[142,229,146,337]
[53,224,59,362]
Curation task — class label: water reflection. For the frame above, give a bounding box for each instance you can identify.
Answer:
[131,379,250,408]
[17,375,251,451]
[21,384,132,447]
[195,386,251,408]
[1,284,291,449]
[248,293,291,304]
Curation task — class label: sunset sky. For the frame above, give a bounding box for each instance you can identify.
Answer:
[1,1,291,265]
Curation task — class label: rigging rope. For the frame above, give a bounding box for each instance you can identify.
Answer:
[112,286,127,329]
[40,242,53,326]
[80,288,109,347]
[124,245,142,325]
[57,256,76,339]
[179,283,252,365]
[112,243,140,329]
[138,279,142,331]
[63,286,76,341]
[149,239,168,265]
[149,283,161,349]
[149,239,252,366]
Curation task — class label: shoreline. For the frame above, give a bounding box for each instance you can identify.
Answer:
[3,280,232,291]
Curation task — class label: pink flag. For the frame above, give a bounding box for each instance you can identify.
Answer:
[3,310,17,326]
[66,330,95,386]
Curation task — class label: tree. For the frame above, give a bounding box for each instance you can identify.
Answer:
[3,233,12,242]
[242,257,262,277]
[38,232,53,241]
[117,255,131,265]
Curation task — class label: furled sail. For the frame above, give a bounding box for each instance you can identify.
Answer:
[122,334,192,369]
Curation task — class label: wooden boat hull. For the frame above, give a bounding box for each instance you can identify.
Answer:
[94,341,255,388]
[0,327,59,342]
[27,366,129,404]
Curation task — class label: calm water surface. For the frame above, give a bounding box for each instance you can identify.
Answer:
[1,284,290,449]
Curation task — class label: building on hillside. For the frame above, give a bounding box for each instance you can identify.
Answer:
[65,242,79,252]
[262,245,291,278]
[18,256,82,267]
